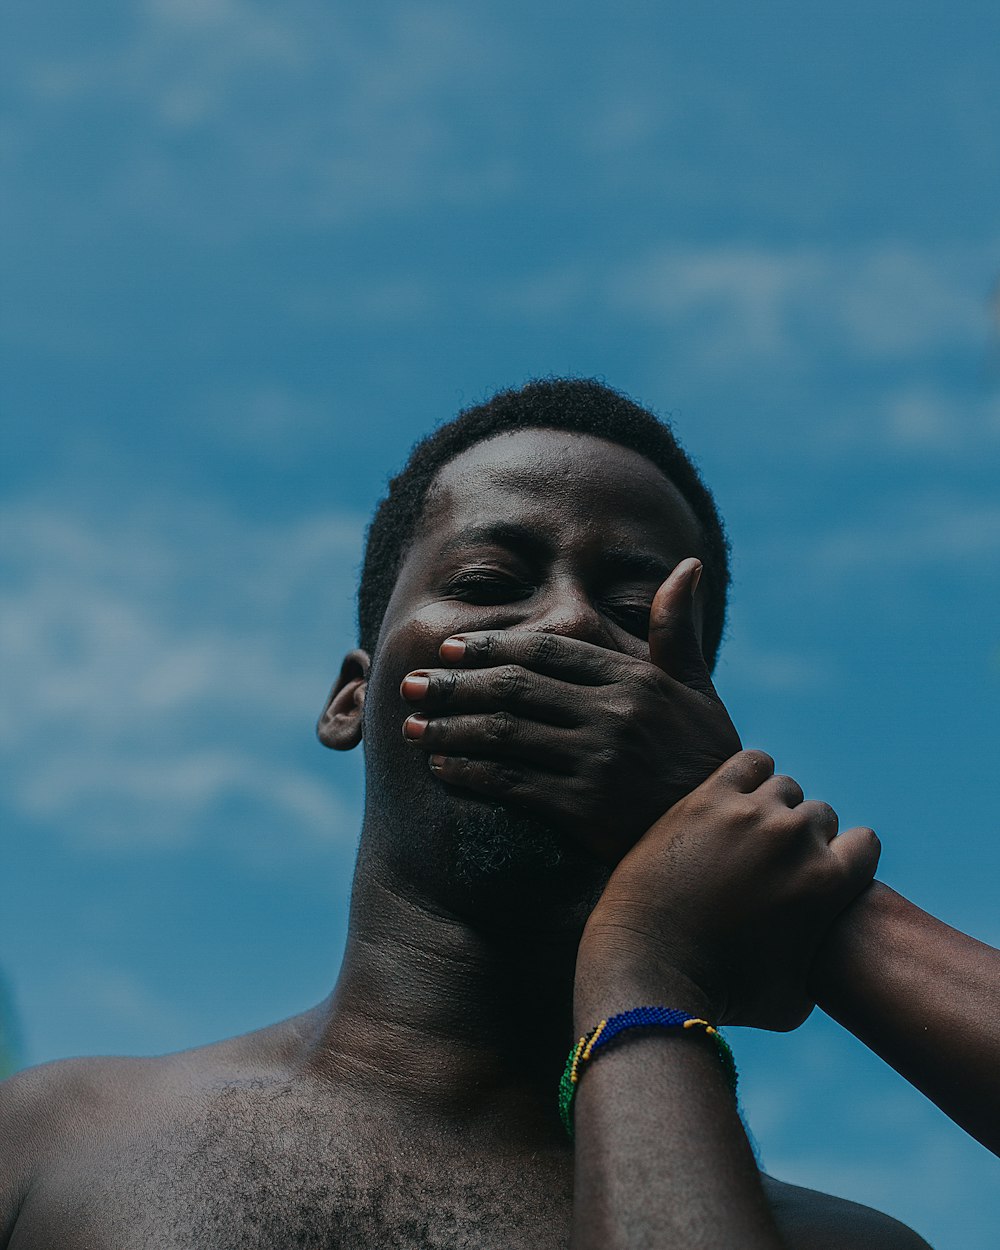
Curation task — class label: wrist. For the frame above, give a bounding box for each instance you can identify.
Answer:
[810,880,900,999]
[573,940,716,1034]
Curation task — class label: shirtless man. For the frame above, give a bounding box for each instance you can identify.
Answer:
[0,379,942,1247]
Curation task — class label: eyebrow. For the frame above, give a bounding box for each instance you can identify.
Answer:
[598,546,673,582]
[436,522,553,562]
[437,526,671,582]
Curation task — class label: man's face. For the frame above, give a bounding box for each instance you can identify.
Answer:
[359,429,709,920]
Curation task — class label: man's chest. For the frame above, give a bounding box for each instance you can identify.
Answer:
[16,1105,575,1250]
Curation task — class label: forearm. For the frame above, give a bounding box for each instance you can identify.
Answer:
[812,882,1000,1155]
[571,969,784,1249]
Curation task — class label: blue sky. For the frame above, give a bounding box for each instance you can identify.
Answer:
[3,2,999,1244]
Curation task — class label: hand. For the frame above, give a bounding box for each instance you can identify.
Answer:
[575,750,881,1031]
[399,559,741,862]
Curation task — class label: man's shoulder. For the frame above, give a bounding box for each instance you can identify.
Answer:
[762,1175,932,1250]
[0,1014,328,1247]
[1,1009,320,1133]
[1,1015,318,1181]
[2,1053,145,1144]
[0,1055,153,1245]
[1,1054,179,1190]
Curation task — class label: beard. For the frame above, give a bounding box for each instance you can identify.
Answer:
[430,785,610,931]
[359,651,611,935]
[364,747,609,935]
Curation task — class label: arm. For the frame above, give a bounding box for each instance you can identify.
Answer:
[812,882,1000,1155]
[568,750,880,1250]
[571,966,782,1249]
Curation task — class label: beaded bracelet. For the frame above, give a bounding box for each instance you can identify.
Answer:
[558,1006,738,1137]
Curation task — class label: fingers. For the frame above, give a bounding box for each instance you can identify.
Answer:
[437,629,626,685]
[758,773,805,808]
[648,558,715,691]
[829,825,881,893]
[797,799,839,840]
[400,664,583,726]
[758,780,839,840]
[402,710,578,772]
[715,749,776,793]
[426,752,580,809]
[713,756,839,833]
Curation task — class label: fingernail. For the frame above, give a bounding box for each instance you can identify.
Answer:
[429,754,447,770]
[440,637,466,662]
[690,562,703,597]
[403,714,429,740]
[401,674,429,700]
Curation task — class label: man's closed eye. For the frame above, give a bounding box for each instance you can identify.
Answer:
[445,570,535,604]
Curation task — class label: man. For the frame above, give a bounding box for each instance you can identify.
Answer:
[0,379,946,1246]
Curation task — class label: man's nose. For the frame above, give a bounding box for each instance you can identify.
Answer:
[522,580,610,647]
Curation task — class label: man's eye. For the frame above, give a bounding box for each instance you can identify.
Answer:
[604,601,652,639]
[445,572,533,604]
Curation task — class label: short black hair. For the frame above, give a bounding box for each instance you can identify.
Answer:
[358,378,731,667]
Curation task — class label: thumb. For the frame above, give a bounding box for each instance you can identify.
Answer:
[648,557,713,689]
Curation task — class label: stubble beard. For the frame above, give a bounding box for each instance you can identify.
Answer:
[361,656,610,933]
[366,750,609,934]
[425,783,609,931]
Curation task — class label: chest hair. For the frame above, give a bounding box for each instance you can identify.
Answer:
[124,1079,572,1250]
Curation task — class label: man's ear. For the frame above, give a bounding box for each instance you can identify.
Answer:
[317,649,370,751]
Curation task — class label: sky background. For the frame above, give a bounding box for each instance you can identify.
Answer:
[3,2,999,1244]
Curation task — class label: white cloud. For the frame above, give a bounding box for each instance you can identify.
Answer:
[881,385,1000,452]
[835,247,987,358]
[495,241,996,374]
[814,495,1000,571]
[610,243,992,367]
[611,247,822,364]
[0,498,365,855]
[10,1,515,240]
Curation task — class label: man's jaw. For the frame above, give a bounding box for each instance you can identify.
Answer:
[364,776,609,937]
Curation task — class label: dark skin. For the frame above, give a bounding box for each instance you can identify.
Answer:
[392,433,1000,1155]
[0,430,933,1248]
[812,883,1000,1157]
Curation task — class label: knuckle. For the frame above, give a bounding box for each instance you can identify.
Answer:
[728,795,760,827]
[633,664,666,694]
[486,711,517,743]
[779,807,810,840]
[484,761,521,793]
[851,826,881,863]
[741,749,775,774]
[526,632,562,666]
[493,664,525,699]
[814,801,839,828]
[587,746,618,779]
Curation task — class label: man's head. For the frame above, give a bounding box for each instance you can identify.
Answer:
[320,379,731,926]
[357,379,730,669]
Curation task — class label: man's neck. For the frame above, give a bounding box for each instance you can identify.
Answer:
[306,856,581,1141]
